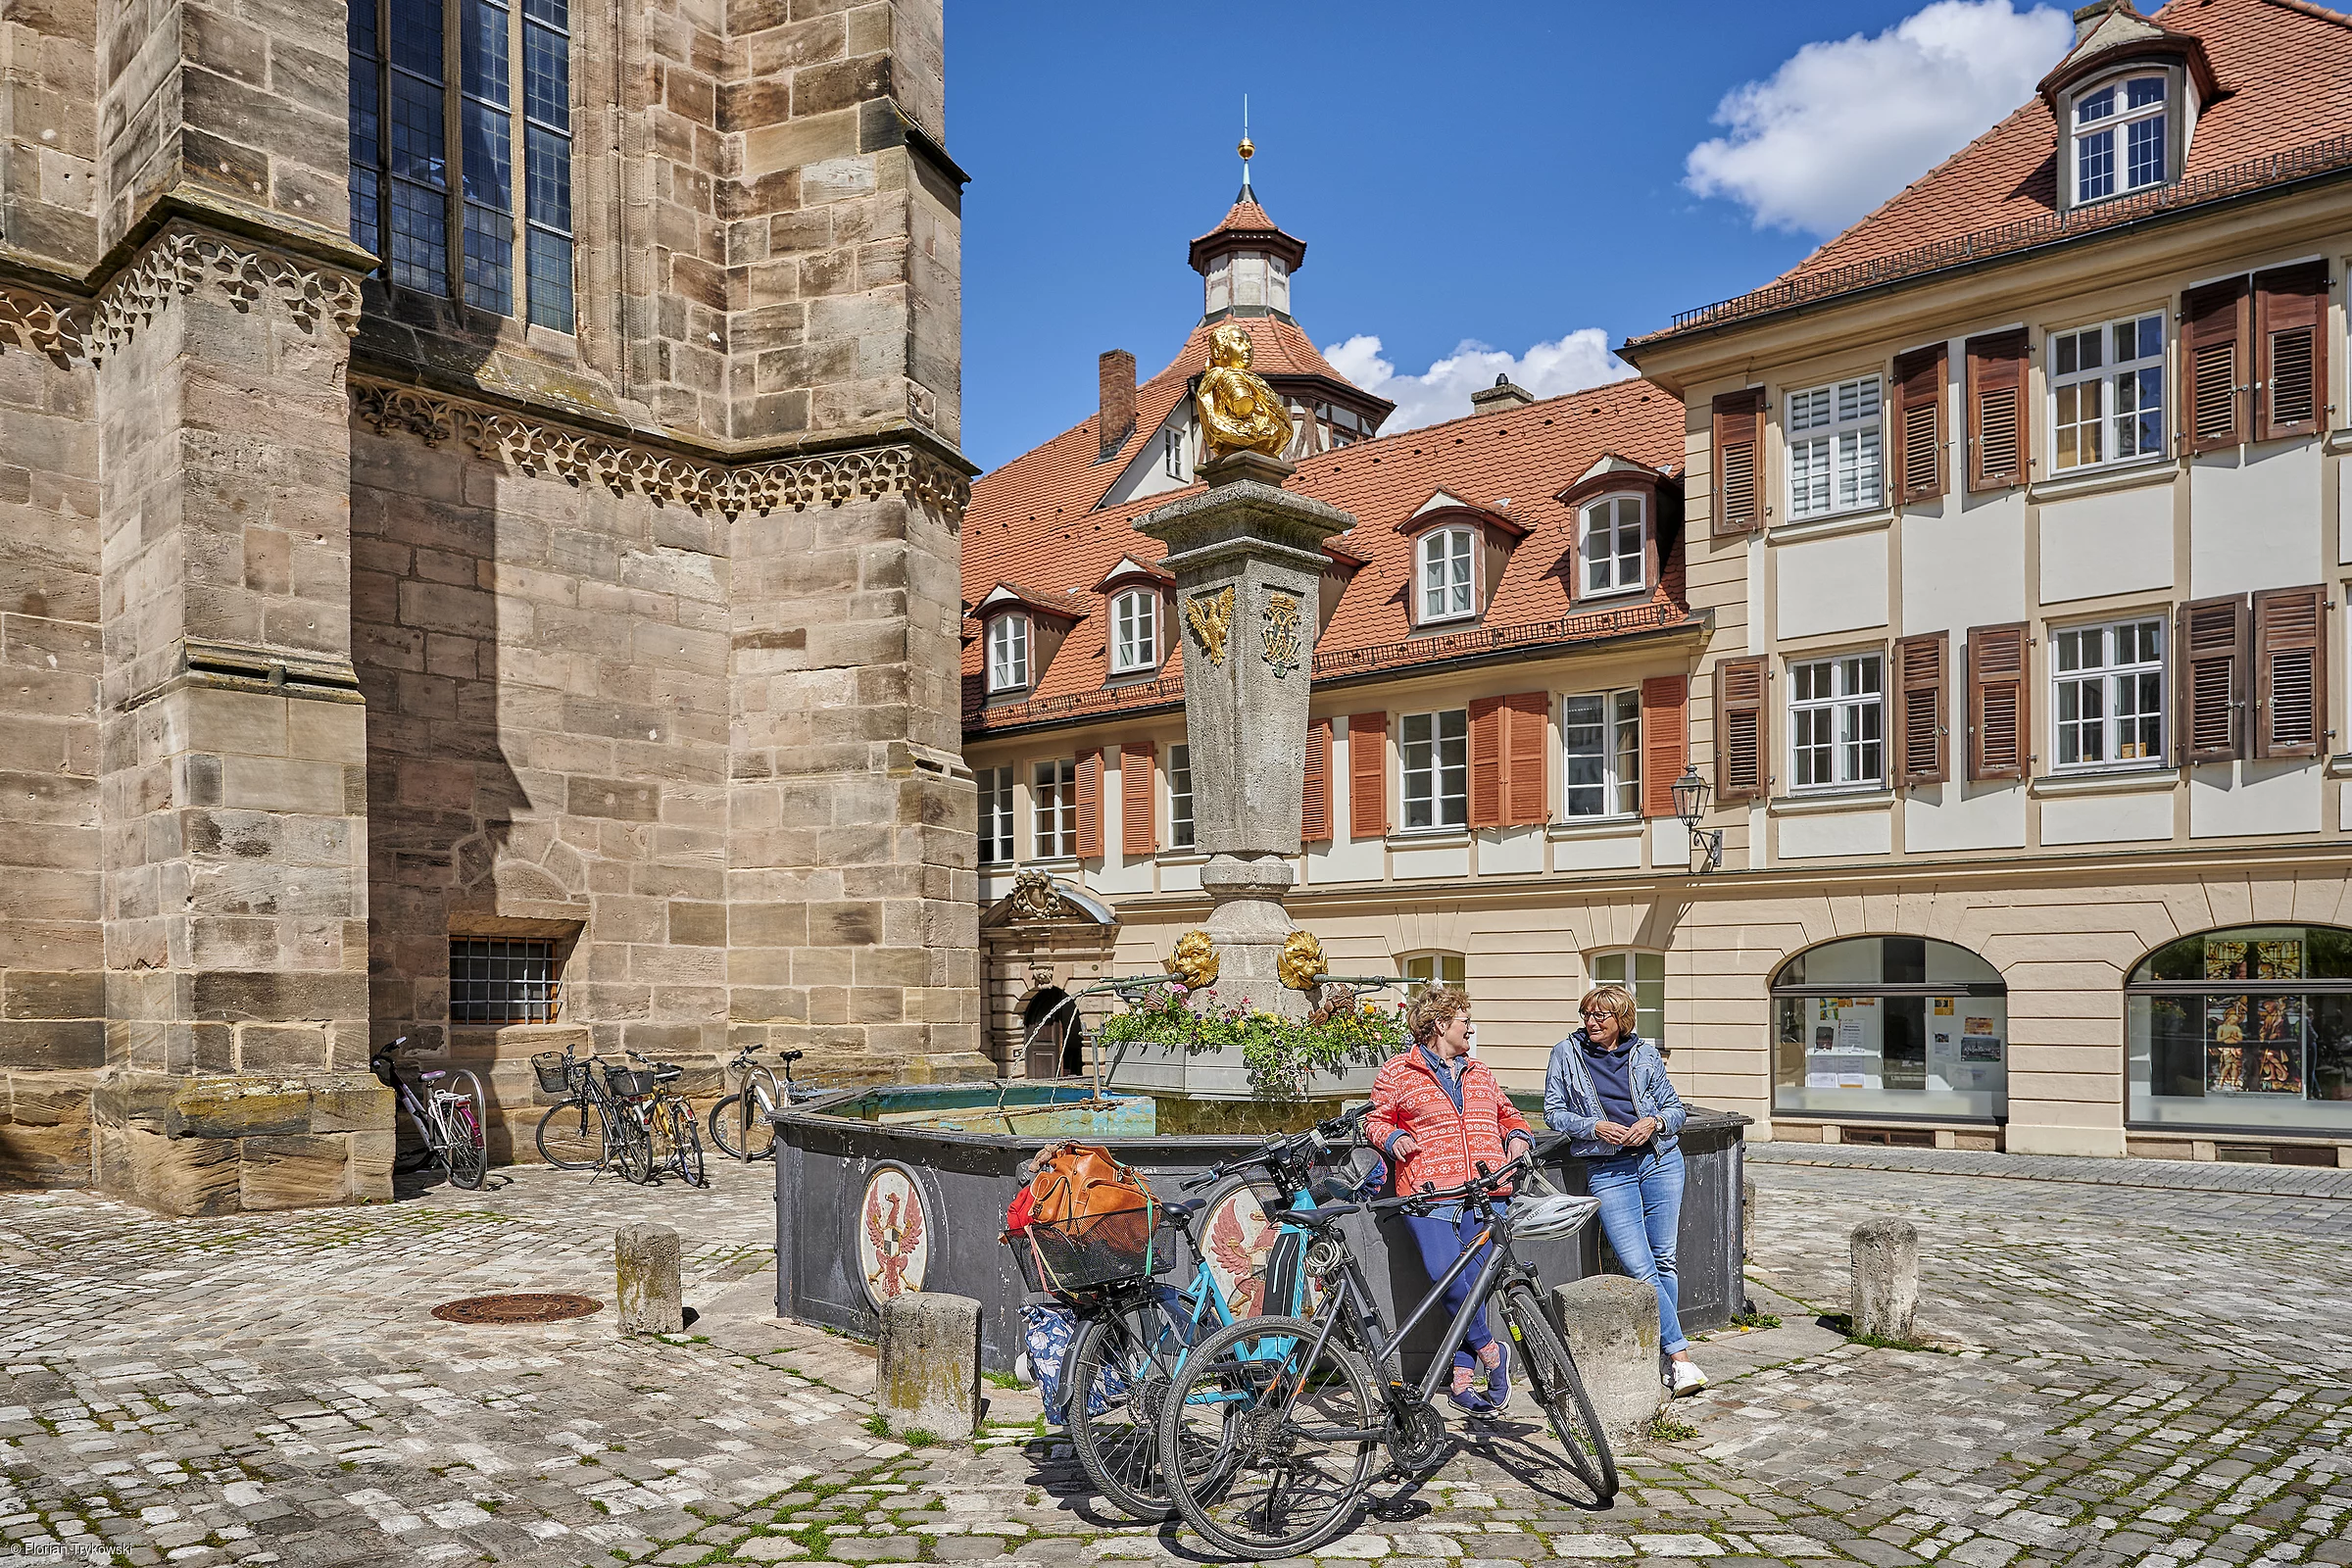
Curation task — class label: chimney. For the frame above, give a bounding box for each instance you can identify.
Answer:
[1469,373,1534,416]
[1098,350,1137,457]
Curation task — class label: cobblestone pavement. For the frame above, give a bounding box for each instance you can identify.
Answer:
[2,1150,2346,1568]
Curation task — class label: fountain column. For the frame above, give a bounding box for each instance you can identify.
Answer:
[1136,448,1353,1023]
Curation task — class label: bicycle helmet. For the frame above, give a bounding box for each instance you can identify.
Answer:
[1509,1190,1600,1240]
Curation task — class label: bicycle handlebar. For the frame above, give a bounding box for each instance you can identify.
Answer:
[1178,1102,1376,1191]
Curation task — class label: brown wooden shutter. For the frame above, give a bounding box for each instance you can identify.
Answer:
[1892,345,1947,504]
[2254,263,2328,442]
[1348,710,1388,838]
[1966,623,2029,781]
[1468,697,1505,829]
[1892,632,1948,786]
[1075,748,1103,857]
[1120,741,1155,856]
[1502,691,1550,826]
[2253,586,2325,760]
[1711,389,1762,535]
[1713,657,1767,804]
[2182,276,2249,453]
[1640,675,1689,818]
[2178,595,2248,763]
[1301,718,1333,843]
[1965,330,2030,491]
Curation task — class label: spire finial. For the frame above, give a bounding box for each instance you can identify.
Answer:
[1238,96,1254,191]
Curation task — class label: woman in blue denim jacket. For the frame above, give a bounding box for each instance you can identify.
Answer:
[1543,984,1706,1396]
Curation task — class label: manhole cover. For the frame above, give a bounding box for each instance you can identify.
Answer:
[431,1293,604,1325]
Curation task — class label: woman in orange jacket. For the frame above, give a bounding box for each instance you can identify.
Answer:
[1361,985,1533,1415]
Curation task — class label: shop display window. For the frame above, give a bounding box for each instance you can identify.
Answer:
[2126,925,2352,1137]
[1771,936,2007,1122]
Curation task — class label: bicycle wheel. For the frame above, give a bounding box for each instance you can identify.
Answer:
[1157,1313,1380,1560]
[669,1104,707,1188]
[612,1108,658,1184]
[737,1066,780,1160]
[1068,1293,1205,1522]
[443,1070,489,1190]
[708,1093,748,1159]
[1496,1280,1617,1501]
[536,1097,607,1170]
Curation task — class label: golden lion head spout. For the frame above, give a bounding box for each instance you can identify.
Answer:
[1196,322,1296,463]
[1277,929,1326,992]
[1167,929,1220,989]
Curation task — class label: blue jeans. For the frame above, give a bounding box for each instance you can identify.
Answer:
[1399,1209,1495,1372]
[1587,1145,1689,1354]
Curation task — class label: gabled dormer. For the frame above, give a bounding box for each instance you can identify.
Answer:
[1395,489,1530,631]
[1554,454,1682,607]
[2039,0,2221,213]
[1092,558,1175,680]
[976,582,1089,702]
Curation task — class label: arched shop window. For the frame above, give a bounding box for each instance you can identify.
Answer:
[2127,926,2352,1137]
[1771,936,2007,1122]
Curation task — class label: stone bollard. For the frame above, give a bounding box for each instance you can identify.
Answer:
[615,1222,684,1335]
[878,1292,982,1441]
[1849,1218,1920,1343]
[1551,1275,1668,1448]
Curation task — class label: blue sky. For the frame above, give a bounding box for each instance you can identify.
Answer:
[947,0,2080,468]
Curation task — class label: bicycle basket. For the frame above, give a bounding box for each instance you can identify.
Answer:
[604,1065,658,1098]
[1023,1205,1158,1294]
[530,1052,573,1095]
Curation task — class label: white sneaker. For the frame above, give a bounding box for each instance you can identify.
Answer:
[1668,1359,1708,1397]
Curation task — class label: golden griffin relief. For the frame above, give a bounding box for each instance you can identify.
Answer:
[1185,585,1236,666]
[1261,591,1302,676]
[1195,321,1296,461]
[1167,929,1221,989]
[1277,929,1327,992]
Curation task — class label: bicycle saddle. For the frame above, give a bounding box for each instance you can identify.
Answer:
[1165,1197,1208,1219]
[779,1049,805,1062]
[420,1069,446,1081]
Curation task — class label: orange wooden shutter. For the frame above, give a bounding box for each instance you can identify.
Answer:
[2182,276,2248,454]
[1468,697,1505,828]
[1965,330,2029,491]
[2253,585,2327,760]
[1503,691,1549,826]
[1300,718,1333,843]
[1892,632,1948,786]
[1711,389,1762,535]
[1966,623,2029,781]
[1075,748,1102,857]
[2254,263,2328,442]
[1640,675,1689,818]
[1892,345,1946,504]
[2178,595,2248,763]
[1348,711,1388,838]
[1121,741,1155,855]
[1713,657,1767,804]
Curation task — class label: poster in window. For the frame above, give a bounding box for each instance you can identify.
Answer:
[2203,940,2249,982]
[2254,940,2303,981]
[2205,996,2249,1093]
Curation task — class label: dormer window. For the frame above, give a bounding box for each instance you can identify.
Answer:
[1110,590,1160,675]
[2073,74,2168,204]
[1580,496,1646,598]
[1417,527,1476,624]
[987,614,1029,692]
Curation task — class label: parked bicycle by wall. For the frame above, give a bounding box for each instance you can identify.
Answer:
[710,1044,819,1161]
[604,1050,706,1188]
[370,1036,488,1191]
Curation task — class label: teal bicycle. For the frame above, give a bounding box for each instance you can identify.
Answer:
[1053,1106,1377,1522]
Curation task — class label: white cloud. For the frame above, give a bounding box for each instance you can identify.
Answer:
[1684,0,2073,236]
[1321,329,1627,434]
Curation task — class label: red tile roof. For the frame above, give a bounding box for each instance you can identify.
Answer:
[963,378,1692,736]
[1634,0,2352,346]
[1190,186,1309,271]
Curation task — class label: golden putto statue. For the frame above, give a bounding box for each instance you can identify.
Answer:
[1195,322,1296,462]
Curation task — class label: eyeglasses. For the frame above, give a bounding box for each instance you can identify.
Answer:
[1581,1010,1616,1020]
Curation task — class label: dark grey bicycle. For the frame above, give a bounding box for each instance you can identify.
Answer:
[371,1037,488,1191]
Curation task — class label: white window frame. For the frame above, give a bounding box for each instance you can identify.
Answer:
[1167,743,1195,851]
[1416,526,1476,625]
[2049,312,2167,473]
[1788,651,1885,792]
[1109,589,1159,675]
[1786,375,1883,521]
[986,613,1030,693]
[2071,73,2169,206]
[1561,689,1642,819]
[1398,952,1466,999]
[1588,949,1666,1051]
[1399,709,1469,832]
[1579,495,1646,599]
[2051,615,2167,771]
[1163,428,1186,481]
[978,765,1014,863]
[1032,759,1076,859]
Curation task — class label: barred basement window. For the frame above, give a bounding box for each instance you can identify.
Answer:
[350,0,575,330]
[450,938,561,1024]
